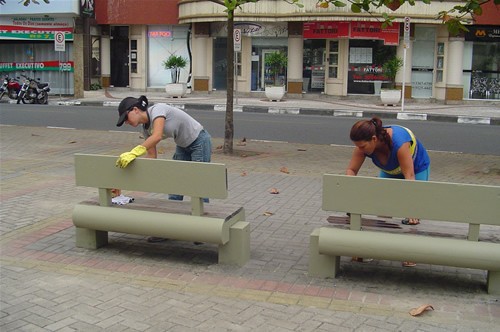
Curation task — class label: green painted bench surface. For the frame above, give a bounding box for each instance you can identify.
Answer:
[310,174,500,294]
[73,154,249,266]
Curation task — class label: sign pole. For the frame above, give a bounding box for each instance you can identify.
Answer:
[402,17,410,113]
[233,29,241,106]
[54,31,66,100]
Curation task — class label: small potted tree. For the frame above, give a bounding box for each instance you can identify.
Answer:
[163,54,188,98]
[380,56,403,106]
[264,51,287,102]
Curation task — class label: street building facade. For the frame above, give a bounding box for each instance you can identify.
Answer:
[1,0,498,102]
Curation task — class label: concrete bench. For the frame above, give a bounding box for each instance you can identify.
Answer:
[72,154,250,266]
[309,174,500,294]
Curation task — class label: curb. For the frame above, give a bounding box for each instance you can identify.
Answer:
[53,100,499,126]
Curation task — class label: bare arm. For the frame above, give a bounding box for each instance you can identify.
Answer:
[397,142,415,180]
[346,147,366,176]
[142,117,165,159]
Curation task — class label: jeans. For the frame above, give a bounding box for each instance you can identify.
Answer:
[169,129,212,202]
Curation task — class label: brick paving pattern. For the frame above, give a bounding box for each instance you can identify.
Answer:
[1,124,499,331]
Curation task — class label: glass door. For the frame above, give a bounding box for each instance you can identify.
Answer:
[411,26,435,98]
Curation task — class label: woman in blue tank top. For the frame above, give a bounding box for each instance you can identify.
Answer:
[346,116,431,225]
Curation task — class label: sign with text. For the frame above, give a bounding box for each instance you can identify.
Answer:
[303,22,350,39]
[0,61,74,72]
[54,31,65,52]
[234,28,241,52]
[350,21,400,46]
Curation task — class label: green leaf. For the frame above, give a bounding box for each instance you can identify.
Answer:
[351,3,362,13]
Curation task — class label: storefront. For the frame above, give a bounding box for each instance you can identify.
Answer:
[463,25,500,100]
[303,21,400,96]
[210,22,288,92]
[0,16,76,95]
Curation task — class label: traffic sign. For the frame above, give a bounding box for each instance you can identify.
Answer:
[234,29,241,52]
[54,31,65,52]
[403,17,410,44]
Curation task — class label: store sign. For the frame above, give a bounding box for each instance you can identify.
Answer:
[0,61,74,72]
[350,21,400,46]
[465,26,500,42]
[211,22,288,37]
[303,21,399,45]
[0,17,74,41]
[303,22,349,39]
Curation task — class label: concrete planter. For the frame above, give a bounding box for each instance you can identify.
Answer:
[265,86,285,102]
[165,83,187,98]
[380,89,401,106]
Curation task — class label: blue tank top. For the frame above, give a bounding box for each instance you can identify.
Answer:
[367,126,430,175]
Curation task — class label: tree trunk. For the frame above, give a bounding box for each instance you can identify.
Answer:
[223,11,235,154]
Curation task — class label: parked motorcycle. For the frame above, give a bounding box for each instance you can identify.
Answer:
[0,74,21,101]
[16,75,51,104]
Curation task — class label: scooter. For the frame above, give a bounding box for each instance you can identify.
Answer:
[16,75,51,104]
[0,74,21,101]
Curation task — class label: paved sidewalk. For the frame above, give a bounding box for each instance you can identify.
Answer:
[1,123,499,331]
[48,88,500,125]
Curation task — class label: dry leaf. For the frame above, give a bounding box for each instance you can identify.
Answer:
[280,167,290,174]
[216,145,223,150]
[263,211,274,216]
[68,140,77,144]
[409,304,434,317]
[270,188,279,194]
[241,171,247,176]
[297,148,306,151]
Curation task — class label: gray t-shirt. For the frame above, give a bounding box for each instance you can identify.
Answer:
[142,103,203,148]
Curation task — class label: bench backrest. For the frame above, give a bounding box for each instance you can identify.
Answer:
[323,174,500,226]
[75,154,228,214]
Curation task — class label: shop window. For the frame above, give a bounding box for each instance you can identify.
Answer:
[348,40,395,95]
[436,42,444,83]
[303,39,325,92]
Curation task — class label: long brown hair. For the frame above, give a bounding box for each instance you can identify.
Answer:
[349,117,392,150]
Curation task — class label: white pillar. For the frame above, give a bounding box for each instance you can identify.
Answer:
[447,37,464,85]
[101,36,111,87]
[287,36,303,80]
[446,37,465,101]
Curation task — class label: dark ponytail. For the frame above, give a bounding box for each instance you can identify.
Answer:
[137,95,149,111]
[350,117,392,149]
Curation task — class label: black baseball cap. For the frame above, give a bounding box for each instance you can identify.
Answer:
[116,97,138,127]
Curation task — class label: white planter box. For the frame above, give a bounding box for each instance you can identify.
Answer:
[165,83,187,98]
[380,89,401,106]
[265,86,285,102]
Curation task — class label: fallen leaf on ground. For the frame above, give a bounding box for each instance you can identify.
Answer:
[263,211,274,216]
[270,188,279,194]
[216,145,223,150]
[409,304,434,317]
[280,167,290,174]
[68,140,77,144]
[241,171,247,176]
[297,148,306,151]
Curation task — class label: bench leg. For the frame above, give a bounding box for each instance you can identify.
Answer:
[309,228,339,278]
[75,227,108,249]
[218,221,250,266]
[487,271,500,295]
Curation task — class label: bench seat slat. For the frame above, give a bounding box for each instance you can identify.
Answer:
[319,228,500,271]
[73,204,239,244]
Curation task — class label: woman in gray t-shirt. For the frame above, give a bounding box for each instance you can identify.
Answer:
[115,95,212,196]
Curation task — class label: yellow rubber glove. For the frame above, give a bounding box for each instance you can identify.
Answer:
[115,145,147,168]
